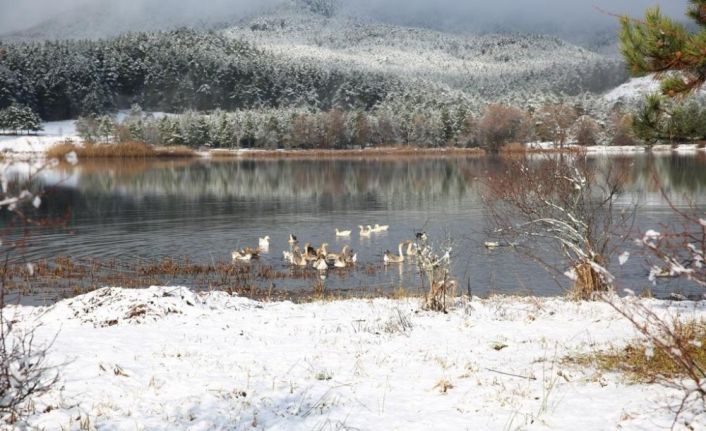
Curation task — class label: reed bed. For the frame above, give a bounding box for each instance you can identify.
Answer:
[3,256,389,303]
[210,146,486,160]
[46,141,197,159]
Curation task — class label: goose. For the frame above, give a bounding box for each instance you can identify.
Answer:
[404,240,417,256]
[333,255,347,268]
[359,225,372,237]
[347,253,358,264]
[288,234,298,244]
[325,245,349,262]
[291,251,308,267]
[313,256,329,271]
[335,228,352,237]
[302,243,318,261]
[484,241,500,249]
[282,250,294,263]
[317,243,330,257]
[374,224,389,232]
[232,250,253,262]
[383,242,405,264]
[242,247,262,258]
[259,236,271,249]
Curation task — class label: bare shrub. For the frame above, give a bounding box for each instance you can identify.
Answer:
[482,156,631,299]
[0,289,58,423]
[601,294,706,426]
[573,116,601,147]
[610,112,636,146]
[478,104,531,154]
[637,197,706,287]
[412,234,456,312]
[0,158,63,425]
[535,103,578,148]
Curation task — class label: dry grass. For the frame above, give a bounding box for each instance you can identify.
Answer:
[568,320,706,383]
[568,260,610,301]
[47,141,196,159]
[499,143,585,155]
[211,146,486,160]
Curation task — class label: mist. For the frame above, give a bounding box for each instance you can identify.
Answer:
[0,0,690,39]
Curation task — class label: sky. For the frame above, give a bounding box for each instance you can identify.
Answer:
[0,0,690,35]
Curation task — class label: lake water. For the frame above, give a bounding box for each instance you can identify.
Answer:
[3,153,706,300]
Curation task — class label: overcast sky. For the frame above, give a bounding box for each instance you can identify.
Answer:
[0,0,690,35]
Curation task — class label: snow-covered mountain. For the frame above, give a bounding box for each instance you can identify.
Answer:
[0,0,630,117]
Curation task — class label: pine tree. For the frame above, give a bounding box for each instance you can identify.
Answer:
[0,105,42,135]
[620,1,706,96]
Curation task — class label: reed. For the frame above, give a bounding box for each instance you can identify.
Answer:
[47,141,196,159]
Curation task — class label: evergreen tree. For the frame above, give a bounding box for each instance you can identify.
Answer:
[620,1,706,96]
[0,105,42,135]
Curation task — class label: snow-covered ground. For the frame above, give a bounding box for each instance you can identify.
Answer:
[9,286,706,430]
[602,75,706,105]
[0,119,78,154]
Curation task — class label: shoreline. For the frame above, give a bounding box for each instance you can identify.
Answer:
[2,139,706,162]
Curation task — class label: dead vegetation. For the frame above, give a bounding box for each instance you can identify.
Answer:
[0,255,397,303]
[46,141,196,159]
[569,320,706,384]
[482,156,632,300]
[211,146,486,160]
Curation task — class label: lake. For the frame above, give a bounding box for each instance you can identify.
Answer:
[3,153,706,301]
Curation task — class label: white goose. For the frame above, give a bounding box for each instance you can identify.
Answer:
[383,242,405,264]
[313,256,329,271]
[359,225,373,237]
[374,224,389,232]
[335,228,352,237]
[231,250,253,262]
[259,236,271,249]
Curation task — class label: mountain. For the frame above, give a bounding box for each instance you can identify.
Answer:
[223,6,627,105]
[0,1,630,119]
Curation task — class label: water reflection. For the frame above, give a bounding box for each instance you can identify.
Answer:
[2,154,706,300]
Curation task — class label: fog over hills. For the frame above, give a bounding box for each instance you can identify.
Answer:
[0,0,688,51]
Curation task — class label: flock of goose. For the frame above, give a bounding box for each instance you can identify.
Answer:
[230,224,425,271]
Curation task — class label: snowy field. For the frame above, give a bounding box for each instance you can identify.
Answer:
[9,286,706,430]
[0,119,78,154]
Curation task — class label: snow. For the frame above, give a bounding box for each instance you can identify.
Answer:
[9,286,706,430]
[0,119,79,155]
[601,76,662,103]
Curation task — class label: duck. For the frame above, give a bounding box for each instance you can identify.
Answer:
[288,234,298,245]
[383,242,406,264]
[374,224,389,232]
[231,250,253,262]
[259,236,271,249]
[359,225,373,237]
[313,256,329,271]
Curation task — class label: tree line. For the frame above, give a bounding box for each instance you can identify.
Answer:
[75,102,631,152]
[0,29,400,121]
